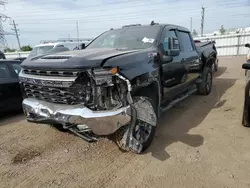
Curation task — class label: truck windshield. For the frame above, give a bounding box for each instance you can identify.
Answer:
[87,26,160,50]
[28,45,54,58]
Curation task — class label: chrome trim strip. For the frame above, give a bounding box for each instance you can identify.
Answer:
[22,98,131,135]
[19,70,76,82]
[23,98,130,119]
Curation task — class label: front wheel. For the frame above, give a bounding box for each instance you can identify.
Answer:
[113,96,157,154]
[197,67,212,95]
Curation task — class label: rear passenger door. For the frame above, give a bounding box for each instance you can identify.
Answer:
[177,30,200,87]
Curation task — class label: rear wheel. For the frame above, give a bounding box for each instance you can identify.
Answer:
[113,96,157,153]
[214,60,218,72]
[242,92,250,127]
[197,67,212,95]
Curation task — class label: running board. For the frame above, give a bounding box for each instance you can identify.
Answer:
[161,87,197,113]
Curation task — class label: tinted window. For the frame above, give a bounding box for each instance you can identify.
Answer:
[10,63,21,75]
[0,63,10,78]
[87,26,161,50]
[178,31,194,52]
[163,30,177,41]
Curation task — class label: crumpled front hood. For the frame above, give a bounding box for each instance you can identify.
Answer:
[21,48,138,70]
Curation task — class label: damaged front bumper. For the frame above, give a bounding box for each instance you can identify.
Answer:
[22,98,131,135]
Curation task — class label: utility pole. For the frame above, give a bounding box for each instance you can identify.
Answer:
[10,20,21,50]
[0,1,8,49]
[201,6,205,37]
[76,21,79,48]
[190,17,192,32]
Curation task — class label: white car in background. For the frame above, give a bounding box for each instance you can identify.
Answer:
[27,41,91,60]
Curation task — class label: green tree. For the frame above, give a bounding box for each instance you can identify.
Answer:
[21,45,33,51]
[192,29,198,37]
[219,25,226,35]
[4,48,16,53]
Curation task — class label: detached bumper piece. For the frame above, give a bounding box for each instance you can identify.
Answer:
[23,98,131,136]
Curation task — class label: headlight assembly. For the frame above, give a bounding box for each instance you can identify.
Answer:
[92,67,119,86]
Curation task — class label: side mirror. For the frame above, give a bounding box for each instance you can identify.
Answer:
[245,43,250,48]
[242,63,250,70]
[81,43,86,49]
[163,37,180,56]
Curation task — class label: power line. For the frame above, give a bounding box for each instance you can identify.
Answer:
[10,4,249,24]
[15,8,201,23]
[8,0,249,18]
[12,4,200,20]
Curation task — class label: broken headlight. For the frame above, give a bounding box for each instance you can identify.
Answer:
[92,67,118,86]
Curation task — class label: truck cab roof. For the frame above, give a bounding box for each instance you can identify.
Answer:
[117,23,190,33]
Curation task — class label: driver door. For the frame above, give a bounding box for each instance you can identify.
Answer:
[160,27,188,102]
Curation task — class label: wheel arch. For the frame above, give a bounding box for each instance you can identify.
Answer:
[131,79,161,117]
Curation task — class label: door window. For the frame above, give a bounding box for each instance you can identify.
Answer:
[10,63,21,75]
[0,63,10,78]
[178,31,194,52]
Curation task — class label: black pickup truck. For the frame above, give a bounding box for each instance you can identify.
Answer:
[19,22,217,153]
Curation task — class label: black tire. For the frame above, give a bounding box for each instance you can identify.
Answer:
[197,67,212,95]
[214,60,218,72]
[242,87,250,127]
[113,96,157,154]
[242,105,248,127]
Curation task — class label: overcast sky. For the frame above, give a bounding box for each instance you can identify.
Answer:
[1,0,250,48]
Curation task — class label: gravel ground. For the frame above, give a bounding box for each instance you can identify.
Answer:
[0,56,249,188]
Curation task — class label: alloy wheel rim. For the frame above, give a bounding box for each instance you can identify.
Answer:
[134,120,152,144]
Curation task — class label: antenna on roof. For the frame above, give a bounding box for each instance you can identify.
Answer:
[122,24,141,28]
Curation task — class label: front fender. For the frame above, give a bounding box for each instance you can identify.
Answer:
[103,49,159,80]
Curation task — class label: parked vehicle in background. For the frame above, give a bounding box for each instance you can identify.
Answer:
[26,41,91,60]
[19,22,217,153]
[0,50,6,59]
[241,43,250,127]
[0,60,22,112]
[195,40,218,72]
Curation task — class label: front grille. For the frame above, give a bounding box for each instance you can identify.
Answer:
[23,69,78,77]
[22,83,84,104]
[20,69,93,105]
